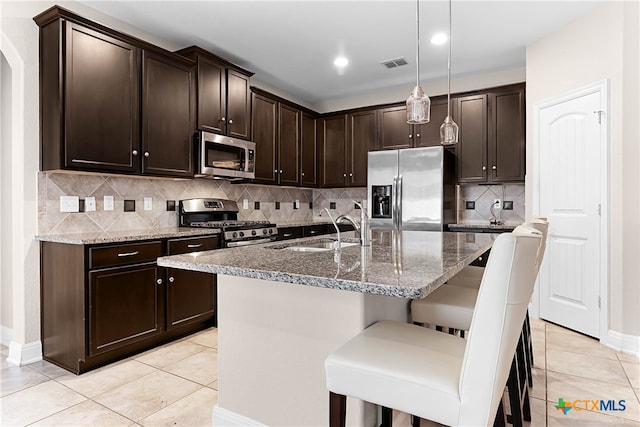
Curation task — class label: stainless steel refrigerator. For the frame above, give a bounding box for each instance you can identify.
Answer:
[367,146,456,231]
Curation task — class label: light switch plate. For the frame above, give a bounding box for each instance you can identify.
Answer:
[243,199,249,209]
[294,199,300,209]
[144,197,153,211]
[85,197,96,212]
[104,195,114,211]
[60,196,80,213]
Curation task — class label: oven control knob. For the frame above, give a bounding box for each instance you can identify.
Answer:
[239,231,245,237]
[251,230,257,236]
[268,229,273,234]
[263,229,268,235]
[232,232,238,238]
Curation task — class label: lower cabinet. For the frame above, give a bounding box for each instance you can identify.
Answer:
[40,234,219,374]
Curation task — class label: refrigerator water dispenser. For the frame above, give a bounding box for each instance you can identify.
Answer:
[371,185,392,218]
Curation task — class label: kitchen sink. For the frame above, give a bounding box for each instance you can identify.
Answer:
[267,238,359,252]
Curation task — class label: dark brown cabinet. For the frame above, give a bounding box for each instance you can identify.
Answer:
[252,92,278,183]
[142,52,195,178]
[176,46,253,140]
[278,103,301,186]
[321,111,376,188]
[301,112,319,187]
[377,96,449,151]
[40,234,219,374]
[35,7,196,178]
[455,84,525,183]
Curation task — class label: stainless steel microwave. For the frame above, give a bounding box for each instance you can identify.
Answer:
[196,131,255,179]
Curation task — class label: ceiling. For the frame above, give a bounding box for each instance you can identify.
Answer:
[78,0,604,108]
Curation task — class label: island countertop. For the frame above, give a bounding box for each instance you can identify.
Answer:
[157,230,495,299]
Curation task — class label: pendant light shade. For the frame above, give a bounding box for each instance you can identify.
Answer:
[407,0,430,124]
[441,0,458,145]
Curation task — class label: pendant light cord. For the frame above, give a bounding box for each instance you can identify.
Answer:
[447,0,452,117]
[416,0,420,88]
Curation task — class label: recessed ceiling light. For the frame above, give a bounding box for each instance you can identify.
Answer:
[430,33,447,45]
[333,56,348,67]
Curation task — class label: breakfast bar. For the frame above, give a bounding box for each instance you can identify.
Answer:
[157,230,494,426]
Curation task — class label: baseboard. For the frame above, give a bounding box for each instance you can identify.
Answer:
[7,340,43,366]
[0,325,13,347]
[212,405,267,427]
[604,329,640,360]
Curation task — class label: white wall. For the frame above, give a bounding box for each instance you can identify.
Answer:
[1,52,13,340]
[526,1,640,338]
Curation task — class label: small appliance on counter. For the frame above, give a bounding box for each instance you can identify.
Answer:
[367,146,456,231]
[195,131,256,180]
[179,198,277,247]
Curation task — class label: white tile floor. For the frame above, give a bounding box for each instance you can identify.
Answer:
[1,320,639,426]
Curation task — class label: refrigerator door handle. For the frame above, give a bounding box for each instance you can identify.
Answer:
[397,175,403,230]
[393,176,399,229]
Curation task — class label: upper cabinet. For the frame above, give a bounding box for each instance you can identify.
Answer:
[251,88,318,187]
[320,110,376,188]
[377,96,449,151]
[176,46,253,140]
[35,6,195,178]
[455,83,525,183]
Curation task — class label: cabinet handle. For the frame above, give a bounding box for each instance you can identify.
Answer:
[144,152,150,158]
[168,276,175,283]
[309,230,318,234]
[416,133,420,138]
[349,173,353,177]
[117,251,139,257]
[279,170,283,174]
[187,243,203,248]
[408,134,413,139]
[482,166,487,171]
[492,165,497,170]
[283,233,294,237]
[343,173,347,177]
[275,169,278,173]
[221,117,226,122]
[301,172,305,176]
[132,150,138,156]
[228,119,234,124]
[157,279,163,285]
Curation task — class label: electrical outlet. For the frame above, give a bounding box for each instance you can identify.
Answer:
[104,195,114,211]
[85,197,96,212]
[60,196,80,213]
[144,197,153,211]
[330,202,336,209]
[166,200,176,211]
[243,199,249,209]
[254,201,261,210]
[493,199,502,210]
[294,199,300,209]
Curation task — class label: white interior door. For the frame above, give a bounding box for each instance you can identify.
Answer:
[536,85,607,339]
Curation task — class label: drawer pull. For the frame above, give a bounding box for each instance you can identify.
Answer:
[187,244,203,248]
[117,251,139,257]
[309,230,318,234]
[283,233,294,237]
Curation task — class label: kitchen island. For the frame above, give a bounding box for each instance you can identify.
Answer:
[157,230,494,427]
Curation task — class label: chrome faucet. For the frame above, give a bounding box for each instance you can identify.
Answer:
[335,214,360,232]
[339,200,370,246]
[320,208,341,249]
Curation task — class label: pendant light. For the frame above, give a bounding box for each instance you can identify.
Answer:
[406,0,431,124]
[440,0,459,145]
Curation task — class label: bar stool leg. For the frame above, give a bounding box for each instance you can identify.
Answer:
[329,392,346,427]
[381,406,392,427]
[411,414,421,427]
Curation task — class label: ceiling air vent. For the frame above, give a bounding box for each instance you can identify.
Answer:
[379,57,408,69]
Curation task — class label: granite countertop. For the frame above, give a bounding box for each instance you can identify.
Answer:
[157,230,495,299]
[35,227,221,245]
[275,219,334,228]
[448,223,517,231]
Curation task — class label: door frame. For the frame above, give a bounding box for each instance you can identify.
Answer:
[531,79,609,342]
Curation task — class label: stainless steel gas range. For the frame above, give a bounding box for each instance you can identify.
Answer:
[179,198,278,247]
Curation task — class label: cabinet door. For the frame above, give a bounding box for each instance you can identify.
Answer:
[251,93,278,183]
[166,268,216,330]
[378,106,412,150]
[301,112,318,187]
[142,52,195,177]
[64,22,140,173]
[226,70,251,140]
[348,110,376,187]
[489,87,525,182]
[197,57,226,134]
[414,97,450,147]
[455,94,488,183]
[278,103,301,186]
[89,263,162,356]
[321,114,347,187]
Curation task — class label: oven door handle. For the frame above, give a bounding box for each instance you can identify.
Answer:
[226,237,276,248]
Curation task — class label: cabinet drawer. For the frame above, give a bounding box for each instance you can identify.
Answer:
[168,235,220,255]
[277,227,303,241]
[304,224,329,237]
[89,241,163,269]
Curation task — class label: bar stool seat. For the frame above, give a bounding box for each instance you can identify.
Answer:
[410,284,476,331]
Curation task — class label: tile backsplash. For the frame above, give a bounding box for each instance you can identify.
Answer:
[38,172,524,235]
